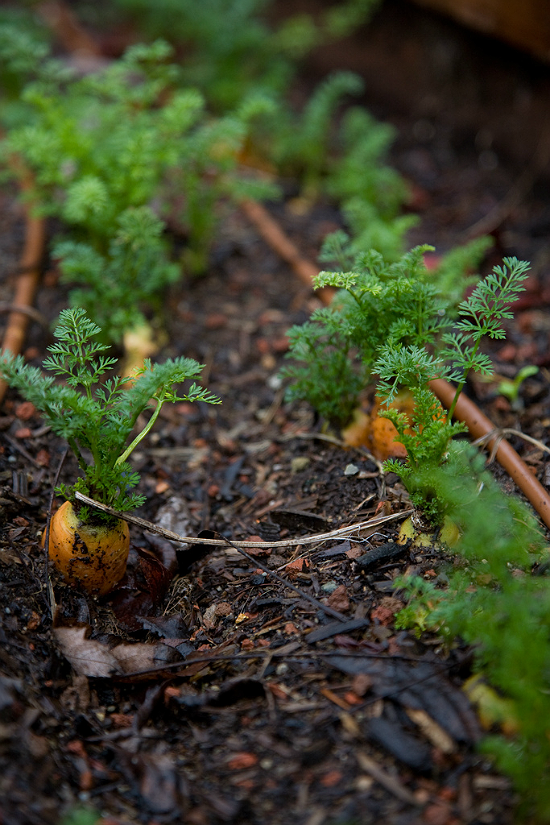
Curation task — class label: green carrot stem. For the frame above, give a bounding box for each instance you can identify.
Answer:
[114,390,165,466]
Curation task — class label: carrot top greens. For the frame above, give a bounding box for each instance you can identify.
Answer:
[0,308,220,520]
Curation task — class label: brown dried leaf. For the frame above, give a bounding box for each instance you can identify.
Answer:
[111,642,166,674]
[54,626,120,678]
[54,625,171,678]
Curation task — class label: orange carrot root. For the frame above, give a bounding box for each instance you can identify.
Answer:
[47,501,130,596]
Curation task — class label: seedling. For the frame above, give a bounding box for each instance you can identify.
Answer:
[109,0,380,110]
[0,37,278,317]
[496,364,539,409]
[53,206,180,347]
[0,308,220,593]
[282,236,491,430]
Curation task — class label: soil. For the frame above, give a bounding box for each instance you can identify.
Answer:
[1,3,550,824]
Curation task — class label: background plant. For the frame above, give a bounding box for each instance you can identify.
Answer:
[0,37,278,336]
[0,308,220,521]
[53,206,180,346]
[103,0,382,111]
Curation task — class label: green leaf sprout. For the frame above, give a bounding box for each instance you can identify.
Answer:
[0,308,220,519]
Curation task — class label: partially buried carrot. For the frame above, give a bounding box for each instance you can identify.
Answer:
[1,308,221,596]
[46,501,129,596]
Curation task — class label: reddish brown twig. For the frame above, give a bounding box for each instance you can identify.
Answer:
[430,379,550,530]
[242,198,550,530]
[240,198,335,305]
[0,193,46,404]
[36,1,102,57]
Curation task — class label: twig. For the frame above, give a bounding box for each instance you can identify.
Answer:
[220,533,352,623]
[44,447,68,618]
[430,379,550,530]
[36,0,102,57]
[3,432,46,470]
[472,428,550,458]
[0,302,49,328]
[97,642,447,681]
[356,751,420,806]
[240,198,335,305]
[74,490,411,547]
[0,172,46,404]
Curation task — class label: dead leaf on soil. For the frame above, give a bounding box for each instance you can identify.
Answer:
[54,625,173,678]
[109,546,174,631]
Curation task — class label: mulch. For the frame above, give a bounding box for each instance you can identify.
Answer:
[1,3,550,824]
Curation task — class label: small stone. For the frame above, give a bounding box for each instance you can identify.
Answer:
[344,463,359,476]
[291,456,310,473]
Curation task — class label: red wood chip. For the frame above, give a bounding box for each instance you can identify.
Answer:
[15,401,36,420]
[227,752,258,770]
[320,770,343,788]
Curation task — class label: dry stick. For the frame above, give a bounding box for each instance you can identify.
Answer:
[220,533,351,623]
[430,378,550,531]
[242,198,550,531]
[36,0,102,57]
[44,447,68,618]
[240,198,336,305]
[74,494,409,627]
[0,190,46,404]
[356,751,420,806]
[74,490,410,547]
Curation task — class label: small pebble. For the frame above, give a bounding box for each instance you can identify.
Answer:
[291,456,310,473]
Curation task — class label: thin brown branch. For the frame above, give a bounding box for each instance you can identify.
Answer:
[430,379,550,530]
[36,1,102,57]
[240,198,336,305]
[0,177,46,404]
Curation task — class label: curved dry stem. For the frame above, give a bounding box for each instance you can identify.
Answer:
[430,378,550,530]
[0,174,46,404]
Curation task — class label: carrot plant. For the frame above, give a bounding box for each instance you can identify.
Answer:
[53,206,180,347]
[377,256,530,522]
[0,37,277,336]
[0,307,220,516]
[107,0,381,110]
[282,235,491,429]
[0,308,220,593]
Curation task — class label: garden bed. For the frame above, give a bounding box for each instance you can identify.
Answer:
[1,2,550,824]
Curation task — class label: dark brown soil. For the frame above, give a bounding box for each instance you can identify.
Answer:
[1,3,550,824]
